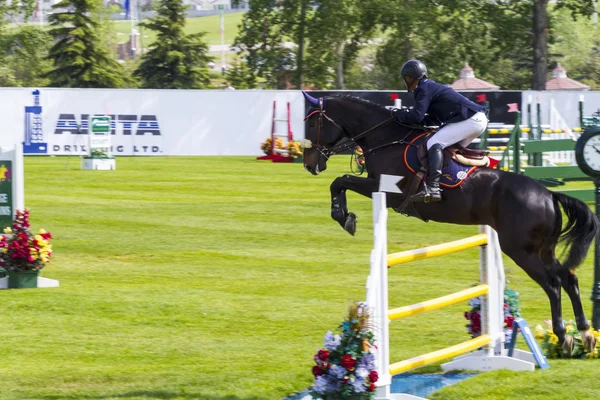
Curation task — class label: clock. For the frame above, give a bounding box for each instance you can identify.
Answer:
[575,126,600,178]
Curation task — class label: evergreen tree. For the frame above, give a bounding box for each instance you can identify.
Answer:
[46,0,126,88]
[224,59,257,89]
[133,0,212,89]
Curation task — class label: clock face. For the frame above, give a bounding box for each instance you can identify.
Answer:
[582,135,600,172]
[576,127,600,178]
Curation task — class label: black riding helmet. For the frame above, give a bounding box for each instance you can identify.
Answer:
[400,60,427,92]
[400,59,428,80]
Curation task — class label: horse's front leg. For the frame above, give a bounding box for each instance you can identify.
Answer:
[330,174,379,236]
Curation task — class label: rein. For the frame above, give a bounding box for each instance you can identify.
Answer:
[303,97,410,159]
[303,98,420,159]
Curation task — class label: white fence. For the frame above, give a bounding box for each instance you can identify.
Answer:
[1,88,305,156]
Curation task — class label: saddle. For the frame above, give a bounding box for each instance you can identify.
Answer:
[416,137,491,168]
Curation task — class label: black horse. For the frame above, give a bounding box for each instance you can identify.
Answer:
[302,92,599,353]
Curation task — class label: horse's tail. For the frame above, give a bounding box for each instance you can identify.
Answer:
[551,191,599,270]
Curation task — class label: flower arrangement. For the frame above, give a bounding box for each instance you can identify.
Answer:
[90,148,109,158]
[534,320,600,359]
[350,146,366,175]
[0,209,53,272]
[260,137,284,155]
[287,141,303,159]
[310,302,378,399]
[464,288,521,343]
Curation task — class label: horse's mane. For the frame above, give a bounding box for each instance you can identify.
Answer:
[329,95,390,115]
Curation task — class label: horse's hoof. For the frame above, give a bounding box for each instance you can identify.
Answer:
[562,335,574,357]
[582,330,597,353]
[344,212,357,236]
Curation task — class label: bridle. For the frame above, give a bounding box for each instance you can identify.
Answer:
[302,97,398,160]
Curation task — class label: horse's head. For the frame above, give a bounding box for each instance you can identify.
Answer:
[302,92,345,175]
[302,92,395,176]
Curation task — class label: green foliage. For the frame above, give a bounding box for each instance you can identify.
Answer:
[133,0,213,89]
[5,26,53,87]
[373,0,534,89]
[0,0,45,87]
[234,0,296,88]
[550,8,600,89]
[304,0,374,89]
[224,58,257,89]
[0,0,37,28]
[46,0,127,88]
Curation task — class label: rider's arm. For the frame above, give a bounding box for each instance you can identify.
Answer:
[394,85,431,125]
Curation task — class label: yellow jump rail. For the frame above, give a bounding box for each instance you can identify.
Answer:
[490,127,582,134]
[388,284,489,321]
[387,233,488,266]
[389,335,492,375]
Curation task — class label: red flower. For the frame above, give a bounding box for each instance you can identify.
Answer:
[312,366,324,377]
[368,383,376,392]
[369,370,378,383]
[505,315,515,328]
[317,349,329,361]
[471,312,480,321]
[341,354,356,371]
[343,377,349,384]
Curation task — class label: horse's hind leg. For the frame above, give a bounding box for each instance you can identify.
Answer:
[500,246,567,345]
[558,268,596,352]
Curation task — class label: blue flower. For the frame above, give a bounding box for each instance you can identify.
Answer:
[351,376,367,393]
[312,376,329,394]
[324,374,341,392]
[324,331,341,351]
[329,364,346,380]
[468,297,481,308]
[357,353,375,370]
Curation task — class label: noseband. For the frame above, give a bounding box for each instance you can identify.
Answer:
[303,97,397,159]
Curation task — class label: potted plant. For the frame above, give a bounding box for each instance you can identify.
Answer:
[464,288,521,345]
[0,209,53,289]
[287,141,303,162]
[310,302,378,400]
[260,137,285,155]
[90,148,109,158]
[534,320,600,359]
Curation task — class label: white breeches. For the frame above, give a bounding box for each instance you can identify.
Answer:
[426,112,489,150]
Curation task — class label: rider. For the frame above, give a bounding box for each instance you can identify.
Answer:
[393,60,489,203]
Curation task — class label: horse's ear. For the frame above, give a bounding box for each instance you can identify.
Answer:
[302,91,320,106]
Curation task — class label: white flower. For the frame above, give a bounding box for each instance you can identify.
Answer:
[355,367,369,379]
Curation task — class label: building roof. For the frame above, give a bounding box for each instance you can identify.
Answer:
[449,63,499,91]
[546,63,590,90]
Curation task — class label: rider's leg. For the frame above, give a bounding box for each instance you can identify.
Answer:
[410,112,488,203]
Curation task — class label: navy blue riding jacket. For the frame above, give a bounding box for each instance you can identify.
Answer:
[395,78,488,126]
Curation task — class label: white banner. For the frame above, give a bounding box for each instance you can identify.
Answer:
[7,88,306,156]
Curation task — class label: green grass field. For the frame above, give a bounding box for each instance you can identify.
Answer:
[0,155,598,400]
[113,12,245,46]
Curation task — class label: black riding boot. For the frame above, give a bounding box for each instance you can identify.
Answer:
[410,144,443,203]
